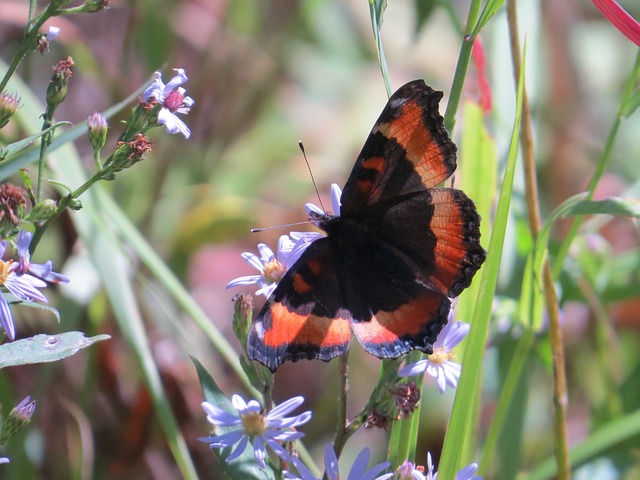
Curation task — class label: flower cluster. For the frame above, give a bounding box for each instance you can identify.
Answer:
[0,230,69,340]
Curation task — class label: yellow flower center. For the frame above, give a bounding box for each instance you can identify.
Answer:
[262,259,286,284]
[428,346,454,365]
[242,411,266,437]
[0,260,14,285]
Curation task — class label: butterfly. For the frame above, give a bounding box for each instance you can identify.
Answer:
[248,80,486,372]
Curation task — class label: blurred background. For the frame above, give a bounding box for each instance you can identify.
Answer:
[1,0,639,478]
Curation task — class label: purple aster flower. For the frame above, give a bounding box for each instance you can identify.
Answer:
[226,232,320,298]
[398,314,470,393]
[0,457,8,464]
[285,443,392,480]
[14,230,69,284]
[427,452,481,480]
[142,68,194,138]
[199,394,311,469]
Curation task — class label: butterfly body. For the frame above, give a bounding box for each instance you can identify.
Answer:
[248,80,486,372]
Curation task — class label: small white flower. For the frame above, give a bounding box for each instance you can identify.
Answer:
[399,314,470,393]
[285,443,392,480]
[199,394,311,469]
[142,68,194,138]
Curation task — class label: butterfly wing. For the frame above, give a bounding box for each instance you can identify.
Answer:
[341,80,457,212]
[247,238,352,372]
[336,80,485,357]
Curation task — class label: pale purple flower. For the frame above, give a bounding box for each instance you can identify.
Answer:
[285,443,392,480]
[142,68,194,138]
[399,315,470,393]
[0,457,8,464]
[15,230,69,284]
[199,394,311,469]
[227,232,320,297]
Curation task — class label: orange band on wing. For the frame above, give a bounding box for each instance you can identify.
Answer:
[376,100,453,188]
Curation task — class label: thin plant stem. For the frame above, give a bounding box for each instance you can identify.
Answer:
[333,351,350,457]
[506,1,570,477]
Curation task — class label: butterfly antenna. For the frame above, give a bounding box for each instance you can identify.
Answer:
[299,141,325,212]
[251,220,313,233]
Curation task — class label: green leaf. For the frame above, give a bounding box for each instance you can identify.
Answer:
[0,121,71,161]
[439,39,528,480]
[473,0,506,36]
[0,332,110,368]
[193,357,277,480]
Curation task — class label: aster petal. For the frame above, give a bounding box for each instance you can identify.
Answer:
[226,274,263,289]
[305,202,325,219]
[157,107,191,138]
[272,411,312,429]
[225,434,249,462]
[0,240,7,258]
[201,401,241,426]
[240,251,266,272]
[264,436,292,462]
[0,294,16,340]
[245,399,262,414]
[231,394,249,414]
[267,396,305,420]
[455,463,480,480]
[442,363,461,389]
[17,230,31,259]
[287,231,323,265]
[5,274,48,303]
[179,94,195,109]
[257,243,275,263]
[0,456,9,464]
[142,72,164,102]
[442,322,470,348]
[204,429,245,448]
[28,261,70,284]
[252,435,267,468]
[255,283,277,298]
[435,368,447,393]
[347,447,370,479]
[330,184,342,216]
[267,430,305,442]
[324,444,340,480]
[163,68,188,94]
[398,359,429,377]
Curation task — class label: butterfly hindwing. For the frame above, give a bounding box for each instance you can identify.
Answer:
[248,238,352,372]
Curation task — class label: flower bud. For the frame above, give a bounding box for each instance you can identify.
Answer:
[0,92,20,129]
[26,199,58,223]
[0,397,36,445]
[109,134,152,171]
[87,112,108,153]
[46,57,74,110]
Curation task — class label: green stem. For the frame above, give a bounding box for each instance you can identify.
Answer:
[333,351,350,457]
[443,0,484,133]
